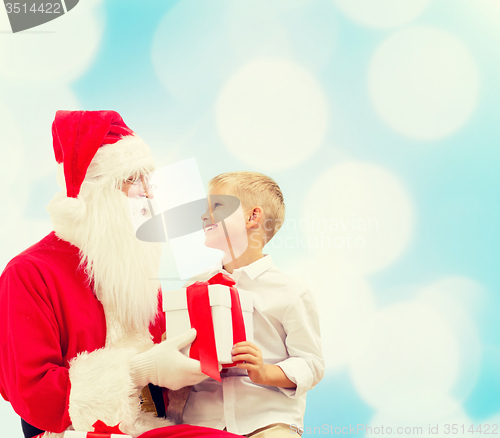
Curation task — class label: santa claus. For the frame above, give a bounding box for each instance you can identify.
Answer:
[0,111,240,438]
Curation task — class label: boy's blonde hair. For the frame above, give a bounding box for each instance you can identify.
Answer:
[208,171,285,243]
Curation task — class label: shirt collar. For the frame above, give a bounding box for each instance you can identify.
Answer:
[209,254,274,281]
[233,254,274,280]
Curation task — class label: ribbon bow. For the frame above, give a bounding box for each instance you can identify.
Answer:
[92,420,125,435]
[187,273,247,381]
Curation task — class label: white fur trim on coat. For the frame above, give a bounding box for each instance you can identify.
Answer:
[68,347,172,437]
[42,433,65,438]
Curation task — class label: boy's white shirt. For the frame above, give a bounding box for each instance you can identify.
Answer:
[181,254,325,435]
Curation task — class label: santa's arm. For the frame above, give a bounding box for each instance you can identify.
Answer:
[0,263,72,433]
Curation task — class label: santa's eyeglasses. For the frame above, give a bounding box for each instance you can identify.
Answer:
[123,177,157,190]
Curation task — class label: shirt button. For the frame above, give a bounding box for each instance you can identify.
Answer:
[226,406,233,411]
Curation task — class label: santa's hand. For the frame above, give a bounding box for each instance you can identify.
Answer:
[130,328,208,390]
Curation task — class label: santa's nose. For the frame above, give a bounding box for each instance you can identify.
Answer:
[143,185,154,199]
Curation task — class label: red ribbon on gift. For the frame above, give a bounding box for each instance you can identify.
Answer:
[48,422,129,438]
[186,273,247,381]
[91,420,126,436]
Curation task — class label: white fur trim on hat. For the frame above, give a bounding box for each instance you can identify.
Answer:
[86,134,156,184]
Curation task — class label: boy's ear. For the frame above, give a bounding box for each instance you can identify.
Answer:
[246,206,263,229]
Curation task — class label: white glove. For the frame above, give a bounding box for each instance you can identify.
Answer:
[130,328,208,390]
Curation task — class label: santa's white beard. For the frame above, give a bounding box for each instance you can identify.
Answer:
[48,186,162,338]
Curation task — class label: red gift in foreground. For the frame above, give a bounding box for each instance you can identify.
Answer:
[61,420,132,438]
[63,433,131,438]
[163,273,254,381]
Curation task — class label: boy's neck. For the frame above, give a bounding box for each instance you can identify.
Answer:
[222,248,264,274]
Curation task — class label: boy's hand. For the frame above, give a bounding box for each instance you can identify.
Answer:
[231,341,268,385]
[231,341,297,389]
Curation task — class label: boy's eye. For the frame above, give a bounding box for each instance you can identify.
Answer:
[214,203,222,208]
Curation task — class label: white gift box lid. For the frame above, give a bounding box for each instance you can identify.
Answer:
[163,284,253,313]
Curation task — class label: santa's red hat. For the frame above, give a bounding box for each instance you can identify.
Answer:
[52,110,151,198]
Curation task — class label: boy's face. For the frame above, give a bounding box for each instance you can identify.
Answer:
[202,187,249,260]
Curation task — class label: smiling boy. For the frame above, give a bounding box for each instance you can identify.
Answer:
[182,171,325,438]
